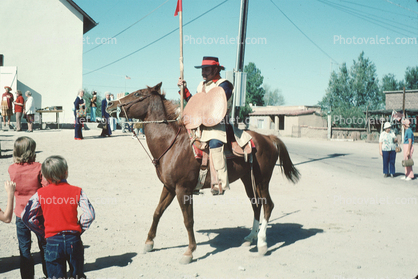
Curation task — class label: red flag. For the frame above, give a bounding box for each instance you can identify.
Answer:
[174,0,182,16]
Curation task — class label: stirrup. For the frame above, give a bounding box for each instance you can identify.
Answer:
[211,184,224,196]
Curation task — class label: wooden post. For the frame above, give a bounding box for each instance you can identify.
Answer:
[175,0,184,117]
[402,87,406,143]
[179,9,184,117]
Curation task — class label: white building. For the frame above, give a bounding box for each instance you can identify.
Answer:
[0,0,96,124]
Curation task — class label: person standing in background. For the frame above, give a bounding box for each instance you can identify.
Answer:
[14,90,25,132]
[119,92,131,133]
[109,93,116,131]
[74,90,85,140]
[2,86,14,129]
[379,122,397,178]
[401,119,414,181]
[24,91,35,132]
[100,92,112,137]
[90,91,97,122]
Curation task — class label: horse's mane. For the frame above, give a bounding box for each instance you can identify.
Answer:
[160,90,180,121]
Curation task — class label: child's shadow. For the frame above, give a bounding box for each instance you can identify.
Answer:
[84,252,137,272]
[0,252,43,273]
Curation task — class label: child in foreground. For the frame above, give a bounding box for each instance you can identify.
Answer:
[9,136,48,279]
[22,155,95,279]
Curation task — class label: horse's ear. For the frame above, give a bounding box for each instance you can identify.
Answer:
[154,82,162,94]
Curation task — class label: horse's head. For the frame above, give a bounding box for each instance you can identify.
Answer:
[106,82,163,119]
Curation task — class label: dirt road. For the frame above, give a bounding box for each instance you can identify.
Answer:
[0,129,417,279]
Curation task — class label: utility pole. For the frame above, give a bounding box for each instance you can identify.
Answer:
[231,0,249,121]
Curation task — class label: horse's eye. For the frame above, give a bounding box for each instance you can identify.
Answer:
[134,92,140,97]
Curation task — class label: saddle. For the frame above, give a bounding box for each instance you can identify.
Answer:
[187,125,254,193]
[188,125,254,163]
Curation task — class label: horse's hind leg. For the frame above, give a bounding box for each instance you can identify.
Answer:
[144,185,176,253]
[257,186,274,256]
[241,173,262,246]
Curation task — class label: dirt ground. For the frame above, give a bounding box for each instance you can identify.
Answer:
[0,127,417,279]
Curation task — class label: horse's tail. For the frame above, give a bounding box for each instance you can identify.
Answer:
[268,135,300,184]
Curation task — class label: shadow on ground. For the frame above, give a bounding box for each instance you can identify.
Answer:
[0,252,44,273]
[195,222,323,261]
[84,252,137,272]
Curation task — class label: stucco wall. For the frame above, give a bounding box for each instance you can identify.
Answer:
[385,91,418,110]
[0,0,84,123]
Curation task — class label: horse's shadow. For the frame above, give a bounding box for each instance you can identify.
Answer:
[195,222,323,261]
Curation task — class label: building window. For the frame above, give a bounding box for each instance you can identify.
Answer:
[257,119,264,129]
[0,54,3,66]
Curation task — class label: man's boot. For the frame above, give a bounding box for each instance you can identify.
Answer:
[210,145,229,195]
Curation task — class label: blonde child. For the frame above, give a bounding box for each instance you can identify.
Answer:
[9,136,47,279]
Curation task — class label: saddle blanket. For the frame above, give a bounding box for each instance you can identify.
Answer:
[187,129,255,160]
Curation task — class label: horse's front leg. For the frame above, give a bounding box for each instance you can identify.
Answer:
[176,187,196,264]
[144,185,176,253]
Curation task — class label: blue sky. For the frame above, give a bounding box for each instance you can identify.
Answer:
[77,0,418,106]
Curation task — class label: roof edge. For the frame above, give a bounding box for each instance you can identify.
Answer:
[66,0,98,34]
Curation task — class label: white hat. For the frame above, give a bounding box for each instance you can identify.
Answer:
[383,122,391,129]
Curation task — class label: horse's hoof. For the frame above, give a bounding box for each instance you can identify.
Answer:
[143,243,154,254]
[258,245,268,256]
[241,241,252,247]
[179,255,193,265]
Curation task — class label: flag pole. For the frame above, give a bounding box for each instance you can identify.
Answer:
[176,0,184,117]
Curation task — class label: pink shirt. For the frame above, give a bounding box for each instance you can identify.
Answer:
[9,162,47,217]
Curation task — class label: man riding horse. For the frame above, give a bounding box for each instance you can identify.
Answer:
[178,56,250,195]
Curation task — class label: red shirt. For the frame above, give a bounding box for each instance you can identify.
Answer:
[2,92,14,109]
[9,162,47,217]
[14,95,24,112]
[38,182,82,238]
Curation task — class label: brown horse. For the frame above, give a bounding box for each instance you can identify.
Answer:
[106,82,300,264]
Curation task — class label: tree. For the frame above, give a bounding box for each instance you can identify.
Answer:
[237,62,265,121]
[319,62,351,112]
[263,84,285,106]
[244,62,265,106]
[404,66,418,89]
[349,51,382,110]
[381,73,400,91]
[319,52,383,127]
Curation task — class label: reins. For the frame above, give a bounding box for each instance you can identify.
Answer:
[117,98,181,168]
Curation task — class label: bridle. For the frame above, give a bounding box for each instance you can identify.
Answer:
[115,92,181,168]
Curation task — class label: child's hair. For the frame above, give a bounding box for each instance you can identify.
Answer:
[13,137,36,164]
[42,155,68,184]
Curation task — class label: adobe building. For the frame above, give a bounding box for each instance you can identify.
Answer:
[248,105,327,137]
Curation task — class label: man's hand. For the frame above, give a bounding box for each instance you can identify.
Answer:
[177,78,187,88]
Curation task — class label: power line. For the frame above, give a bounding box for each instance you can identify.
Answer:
[383,0,418,15]
[337,0,417,31]
[84,0,171,54]
[84,0,230,76]
[269,0,339,64]
[340,0,417,19]
[318,0,416,37]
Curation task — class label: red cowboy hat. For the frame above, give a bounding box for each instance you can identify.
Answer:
[194,56,225,70]
[4,86,12,91]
